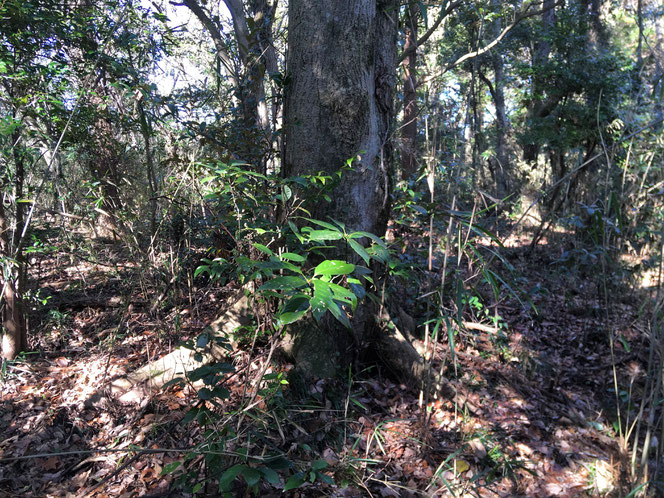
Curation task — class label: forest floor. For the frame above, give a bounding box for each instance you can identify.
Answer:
[0,220,652,497]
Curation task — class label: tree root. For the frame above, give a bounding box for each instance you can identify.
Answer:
[86,288,251,407]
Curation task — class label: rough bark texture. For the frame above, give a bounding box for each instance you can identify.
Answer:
[284,0,395,235]
[284,0,406,379]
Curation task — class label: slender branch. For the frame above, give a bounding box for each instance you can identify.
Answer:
[417,1,559,88]
[478,70,496,102]
[398,1,463,63]
[175,0,240,88]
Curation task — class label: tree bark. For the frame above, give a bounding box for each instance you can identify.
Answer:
[0,200,26,360]
[283,0,398,378]
[284,0,395,235]
[479,3,510,198]
[138,101,158,238]
[492,55,508,197]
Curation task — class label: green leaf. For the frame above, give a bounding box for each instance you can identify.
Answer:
[253,243,273,255]
[161,377,184,390]
[311,459,328,471]
[258,276,307,291]
[303,218,340,231]
[417,1,428,27]
[305,229,344,241]
[349,231,386,248]
[311,280,350,327]
[327,281,358,311]
[256,259,301,272]
[348,239,370,265]
[277,310,308,326]
[194,265,210,278]
[281,252,306,262]
[160,461,181,475]
[212,386,230,399]
[196,334,209,348]
[283,294,310,313]
[264,456,292,470]
[314,260,354,277]
[348,277,366,299]
[317,472,335,484]
[219,464,245,491]
[284,475,305,491]
[288,220,304,243]
[619,335,631,352]
[242,467,261,486]
[259,466,280,484]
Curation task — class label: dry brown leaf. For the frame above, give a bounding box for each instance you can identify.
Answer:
[40,456,61,470]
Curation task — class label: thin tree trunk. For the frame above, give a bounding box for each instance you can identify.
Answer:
[0,199,26,360]
[401,4,418,180]
[138,102,158,238]
[523,0,556,164]
[248,0,281,172]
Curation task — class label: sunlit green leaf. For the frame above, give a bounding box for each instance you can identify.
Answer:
[314,260,354,277]
[253,243,273,255]
[305,229,343,241]
[280,252,306,262]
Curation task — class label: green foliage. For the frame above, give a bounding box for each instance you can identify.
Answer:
[195,160,389,331]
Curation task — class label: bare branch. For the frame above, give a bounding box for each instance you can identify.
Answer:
[417,1,561,88]
[398,1,463,64]
[175,0,240,88]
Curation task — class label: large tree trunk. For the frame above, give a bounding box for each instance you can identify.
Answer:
[283,0,398,378]
[284,0,395,235]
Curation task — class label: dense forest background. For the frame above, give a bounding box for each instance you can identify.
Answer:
[1,0,664,495]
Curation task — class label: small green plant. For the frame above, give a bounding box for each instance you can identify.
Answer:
[171,159,395,494]
[283,459,335,491]
[0,351,34,382]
